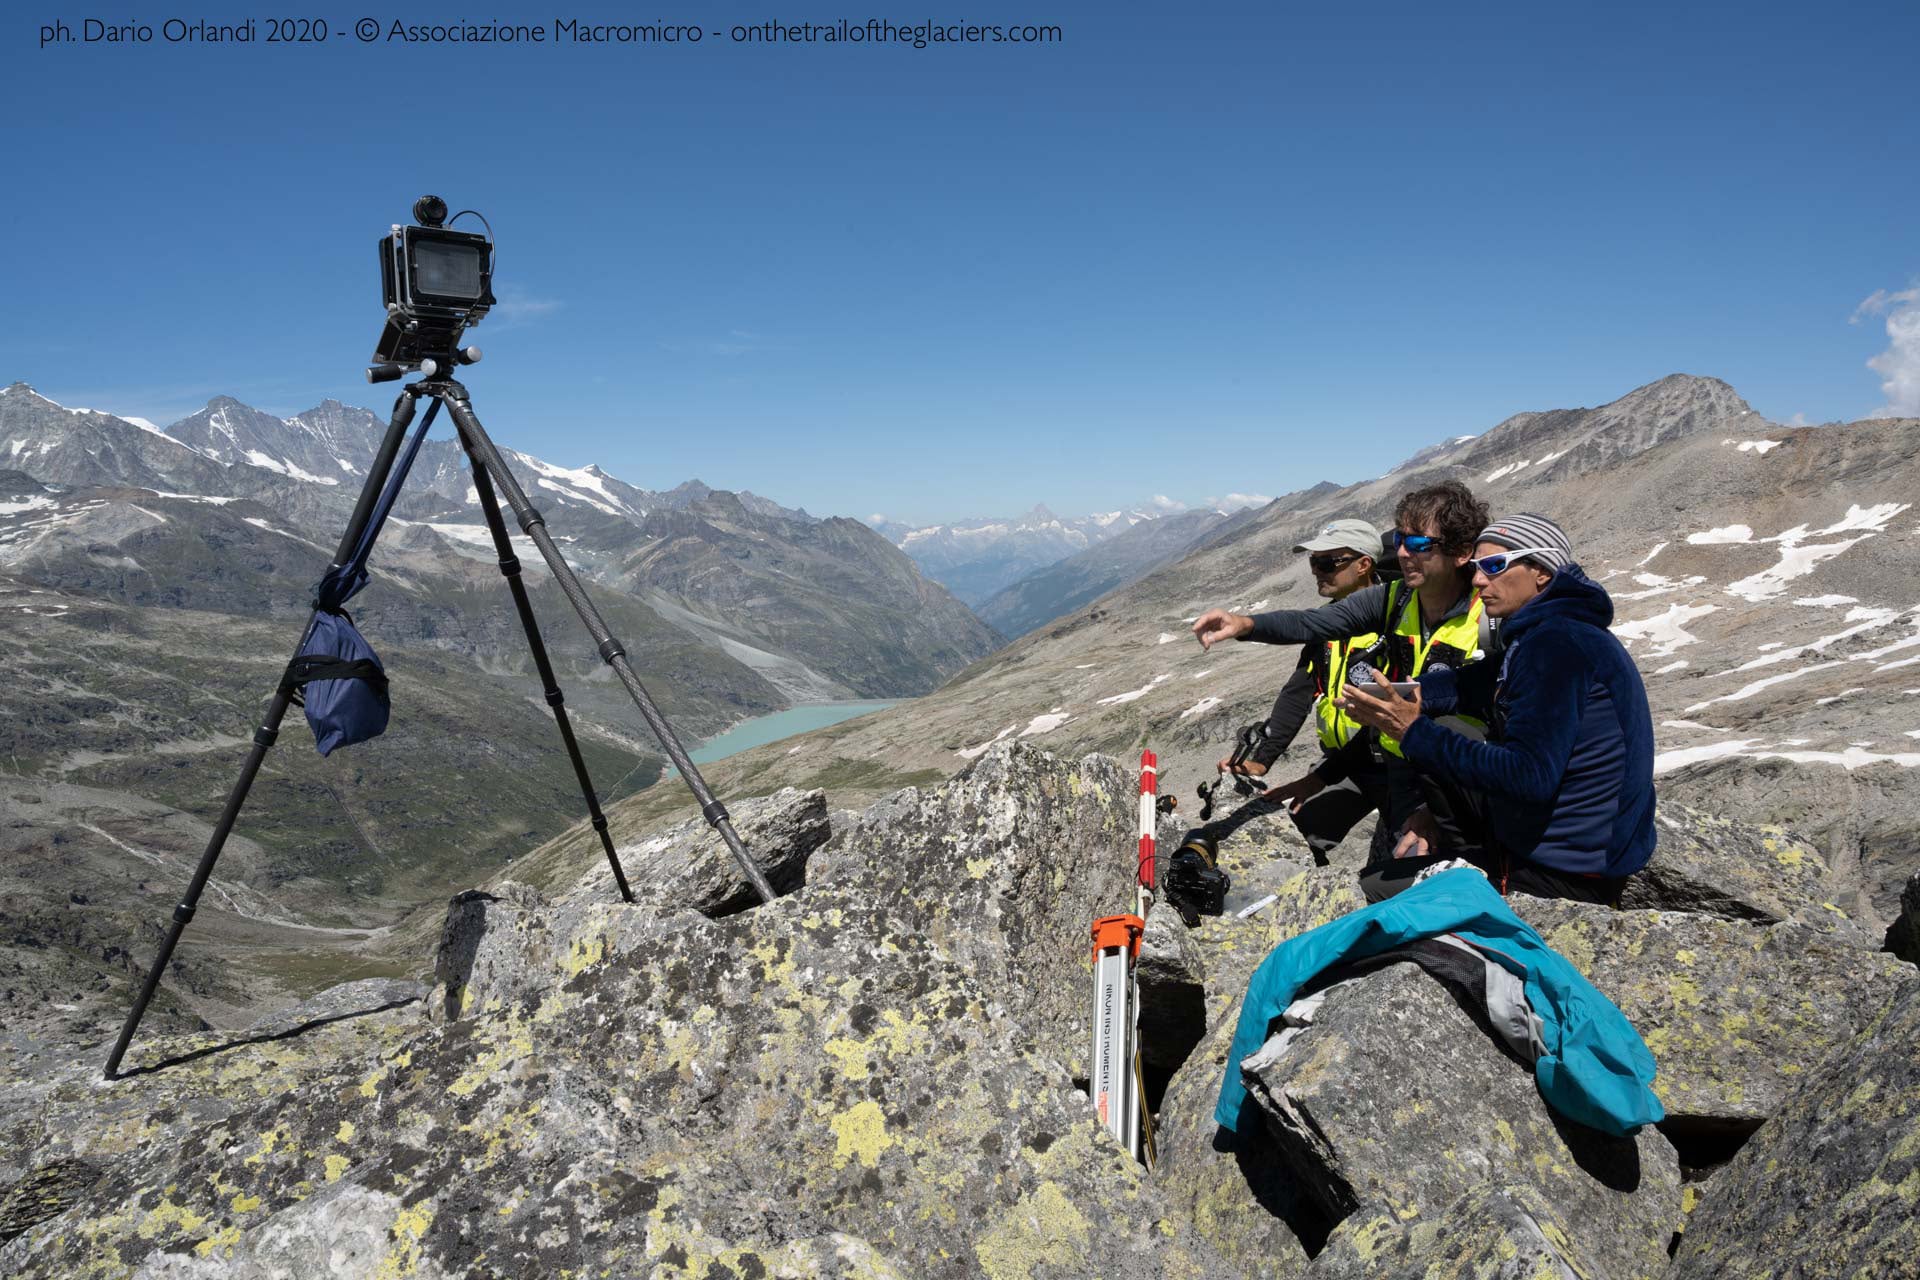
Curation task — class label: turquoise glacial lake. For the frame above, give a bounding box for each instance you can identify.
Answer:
[683,700,901,765]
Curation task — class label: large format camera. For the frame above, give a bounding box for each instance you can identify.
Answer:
[370,195,494,379]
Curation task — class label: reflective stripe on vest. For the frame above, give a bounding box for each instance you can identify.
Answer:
[1313,629,1381,750]
[1380,581,1488,758]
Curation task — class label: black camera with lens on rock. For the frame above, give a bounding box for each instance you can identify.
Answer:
[1163,828,1231,928]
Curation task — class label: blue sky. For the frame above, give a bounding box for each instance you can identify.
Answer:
[5,1,1916,525]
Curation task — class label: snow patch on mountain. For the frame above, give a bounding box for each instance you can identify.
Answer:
[0,495,56,517]
[1097,674,1170,705]
[1688,524,1753,545]
[1018,709,1071,737]
[240,449,338,486]
[511,453,643,517]
[1613,603,1718,656]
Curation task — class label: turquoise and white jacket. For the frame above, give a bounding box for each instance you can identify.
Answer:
[1214,868,1664,1139]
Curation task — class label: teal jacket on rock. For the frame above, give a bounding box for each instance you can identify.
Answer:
[1214,868,1664,1138]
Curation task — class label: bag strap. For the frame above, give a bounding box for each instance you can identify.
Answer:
[279,655,390,706]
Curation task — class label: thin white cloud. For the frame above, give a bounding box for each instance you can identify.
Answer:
[1205,492,1275,512]
[1148,494,1188,513]
[490,287,563,328]
[660,333,770,357]
[1852,285,1920,418]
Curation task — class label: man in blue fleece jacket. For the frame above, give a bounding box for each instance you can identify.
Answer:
[1340,513,1655,903]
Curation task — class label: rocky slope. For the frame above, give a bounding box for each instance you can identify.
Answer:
[3,743,1912,1278]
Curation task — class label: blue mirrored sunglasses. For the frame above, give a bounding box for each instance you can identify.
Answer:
[1389,530,1440,553]
[1470,548,1558,577]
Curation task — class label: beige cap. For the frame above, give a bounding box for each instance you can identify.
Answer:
[1292,518,1382,557]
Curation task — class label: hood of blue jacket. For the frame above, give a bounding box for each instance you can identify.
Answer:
[1501,562,1613,640]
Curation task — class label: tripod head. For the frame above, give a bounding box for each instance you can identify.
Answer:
[369,194,493,383]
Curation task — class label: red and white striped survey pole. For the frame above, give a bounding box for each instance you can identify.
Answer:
[1137,749,1158,916]
[1089,748,1160,1166]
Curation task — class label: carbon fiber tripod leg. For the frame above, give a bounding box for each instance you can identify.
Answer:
[436,385,776,905]
[461,435,635,902]
[104,391,420,1079]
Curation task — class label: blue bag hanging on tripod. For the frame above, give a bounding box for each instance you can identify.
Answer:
[281,401,436,756]
[285,608,390,756]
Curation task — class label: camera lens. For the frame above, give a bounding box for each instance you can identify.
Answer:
[413,195,449,227]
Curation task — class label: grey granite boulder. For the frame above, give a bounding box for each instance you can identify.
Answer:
[1191,863,1367,1030]
[1241,962,1679,1279]
[428,880,699,1022]
[1150,1003,1317,1279]
[1670,979,1920,1280]
[242,978,428,1037]
[564,785,830,917]
[1148,864,1370,1274]
[813,741,1142,1079]
[1515,896,1918,1130]
[1626,803,1874,943]
[1311,1182,1608,1280]
[431,788,830,1022]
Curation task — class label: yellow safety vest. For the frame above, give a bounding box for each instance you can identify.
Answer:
[1378,581,1488,758]
[1312,630,1381,751]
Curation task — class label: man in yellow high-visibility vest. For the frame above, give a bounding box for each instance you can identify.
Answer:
[1193,481,1493,873]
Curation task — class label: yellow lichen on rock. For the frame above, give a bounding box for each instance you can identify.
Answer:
[194,1224,243,1259]
[374,1201,436,1280]
[830,1100,894,1169]
[973,1181,1093,1280]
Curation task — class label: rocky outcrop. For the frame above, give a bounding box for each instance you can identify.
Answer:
[433,789,829,1022]
[1628,803,1875,943]
[10,742,1920,1279]
[564,786,830,917]
[1151,1009,1319,1278]
[1312,1182,1608,1280]
[1136,904,1207,1077]
[812,742,1140,1079]
[1670,980,1920,1279]
[1,744,1234,1279]
[1239,962,1680,1279]
[1515,896,1918,1132]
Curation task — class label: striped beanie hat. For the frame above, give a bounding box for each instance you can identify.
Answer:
[1478,513,1573,571]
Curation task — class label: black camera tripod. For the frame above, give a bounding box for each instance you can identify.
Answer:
[103,370,775,1078]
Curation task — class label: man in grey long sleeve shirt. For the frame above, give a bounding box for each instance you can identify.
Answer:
[1215,518,1394,864]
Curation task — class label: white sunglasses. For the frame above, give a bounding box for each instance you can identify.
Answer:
[1470,548,1558,577]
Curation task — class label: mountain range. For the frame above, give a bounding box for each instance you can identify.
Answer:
[869,504,1191,607]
